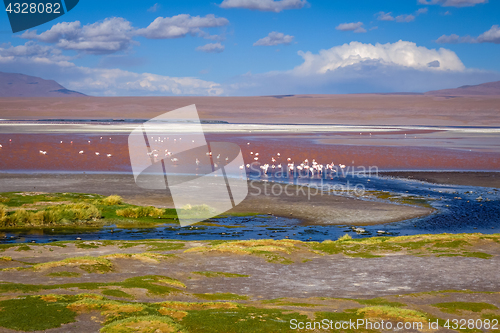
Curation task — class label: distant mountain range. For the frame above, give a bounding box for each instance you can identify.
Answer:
[0,72,85,97]
[1,71,499,98]
[424,81,500,96]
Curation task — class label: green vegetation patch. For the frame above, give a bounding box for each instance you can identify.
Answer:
[193,293,249,301]
[0,275,183,296]
[0,296,77,331]
[101,315,188,333]
[309,233,497,259]
[357,305,428,322]
[0,192,180,229]
[433,302,498,314]
[182,306,309,333]
[186,239,301,264]
[33,256,113,274]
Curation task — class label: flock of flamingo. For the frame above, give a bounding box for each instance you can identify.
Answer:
[1,136,348,177]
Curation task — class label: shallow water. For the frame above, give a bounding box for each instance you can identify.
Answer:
[1,174,499,244]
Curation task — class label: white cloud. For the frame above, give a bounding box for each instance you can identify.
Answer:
[396,14,415,22]
[418,0,487,7]
[253,31,294,46]
[477,25,500,43]
[436,33,473,43]
[136,14,229,39]
[376,12,394,21]
[335,22,366,33]
[436,25,500,44]
[377,8,426,23]
[196,42,225,53]
[219,0,308,12]
[148,3,160,12]
[224,41,500,95]
[20,18,135,55]
[292,41,465,75]
[0,42,223,96]
[70,68,223,96]
[0,41,68,60]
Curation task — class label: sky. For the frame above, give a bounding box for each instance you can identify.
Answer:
[0,0,499,96]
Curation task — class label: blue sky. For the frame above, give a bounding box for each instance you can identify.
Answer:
[1,0,499,95]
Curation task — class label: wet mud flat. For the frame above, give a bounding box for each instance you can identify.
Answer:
[381,171,500,189]
[0,173,432,226]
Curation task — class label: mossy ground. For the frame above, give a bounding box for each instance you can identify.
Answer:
[0,291,497,332]
[0,192,261,229]
[0,235,499,331]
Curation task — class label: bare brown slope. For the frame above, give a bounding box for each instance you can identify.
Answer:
[0,72,86,97]
[425,80,500,96]
[0,94,499,126]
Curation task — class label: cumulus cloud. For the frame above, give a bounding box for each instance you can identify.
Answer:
[396,14,415,22]
[136,14,229,39]
[196,42,225,53]
[20,18,135,55]
[436,25,500,44]
[477,25,500,43]
[377,8,426,23]
[418,0,487,7]
[253,31,294,46]
[376,11,394,21]
[292,40,465,76]
[0,41,69,61]
[219,0,308,12]
[148,3,160,12]
[335,22,366,33]
[224,41,500,95]
[436,34,473,43]
[0,42,222,96]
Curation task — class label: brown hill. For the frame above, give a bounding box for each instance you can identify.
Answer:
[0,72,86,97]
[425,81,500,96]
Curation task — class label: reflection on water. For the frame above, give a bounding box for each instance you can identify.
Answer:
[1,175,499,244]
